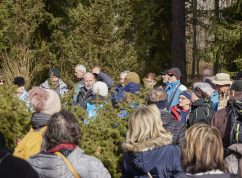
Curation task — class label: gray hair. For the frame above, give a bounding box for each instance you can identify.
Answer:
[75,64,86,73]
[44,110,81,149]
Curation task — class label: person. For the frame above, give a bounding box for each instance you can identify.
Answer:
[86,81,108,120]
[178,123,239,178]
[111,72,141,107]
[40,67,68,96]
[92,66,113,89]
[213,73,233,110]
[76,72,96,109]
[159,70,169,88]
[13,76,29,105]
[187,82,214,127]
[73,64,86,105]
[28,110,111,178]
[0,132,39,178]
[121,105,184,177]
[211,79,242,148]
[147,89,186,145]
[171,91,192,125]
[143,73,157,89]
[119,70,130,86]
[202,68,219,111]
[13,87,61,159]
[165,67,187,111]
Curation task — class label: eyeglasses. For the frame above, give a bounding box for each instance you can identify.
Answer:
[167,73,174,77]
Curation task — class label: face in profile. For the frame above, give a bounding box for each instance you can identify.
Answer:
[178,95,191,108]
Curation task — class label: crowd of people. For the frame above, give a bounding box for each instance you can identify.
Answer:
[1,65,242,178]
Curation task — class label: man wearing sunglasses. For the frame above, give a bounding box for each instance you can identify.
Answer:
[165,67,187,111]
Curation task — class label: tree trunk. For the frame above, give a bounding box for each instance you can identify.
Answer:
[191,0,197,79]
[214,0,220,74]
[171,0,186,83]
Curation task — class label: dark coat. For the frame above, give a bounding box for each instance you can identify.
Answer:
[161,110,186,145]
[187,98,214,127]
[121,137,184,178]
[0,150,39,178]
[211,93,242,148]
[76,86,93,109]
[177,173,239,178]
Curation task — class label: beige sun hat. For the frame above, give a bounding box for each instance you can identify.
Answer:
[213,73,233,85]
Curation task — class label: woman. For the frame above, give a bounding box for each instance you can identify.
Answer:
[121,105,184,178]
[179,123,239,178]
[28,110,111,178]
[14,87,61,159]
[187,82,214,127]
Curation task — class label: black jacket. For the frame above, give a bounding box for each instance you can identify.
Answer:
[161,111,186,145]
[187,98,214,127]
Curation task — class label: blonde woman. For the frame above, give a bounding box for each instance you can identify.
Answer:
[121,105,184,178]
[179,123,239,178]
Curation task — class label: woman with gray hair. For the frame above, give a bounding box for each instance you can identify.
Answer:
[121,105,184,177]
[28,110,111,178]
[187,82,214,127]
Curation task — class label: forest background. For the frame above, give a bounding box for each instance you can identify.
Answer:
[0,0,242,177]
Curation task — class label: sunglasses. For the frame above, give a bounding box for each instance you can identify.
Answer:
[167,73,174,77]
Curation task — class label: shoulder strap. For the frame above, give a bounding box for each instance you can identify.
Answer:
[147,172,153,178]
[55,152,80,178]
[167,84,181,109]
[0,152,11,164]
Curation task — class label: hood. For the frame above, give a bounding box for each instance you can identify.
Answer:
[122,137,170,152]
[123,82,140,94]
[31,112,51,129]
[192,98,213,109]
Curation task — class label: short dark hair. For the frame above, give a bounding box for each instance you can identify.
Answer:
[44,110,81,150]
[14,77,25,87]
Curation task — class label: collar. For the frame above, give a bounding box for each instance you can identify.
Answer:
[47,143,76,153]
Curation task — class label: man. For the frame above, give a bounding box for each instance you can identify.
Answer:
[40,67,68,96]
[171,91,192,125]
[92,66,113,89]
[211,80,242,148]
[165,67,187,111]
[76,72,95,109]
[147,88,186,145]
[213,73,233,110]
[73,64,86,105]
[13,76,29,105]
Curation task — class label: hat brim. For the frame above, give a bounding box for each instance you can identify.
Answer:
[213,80,233,85]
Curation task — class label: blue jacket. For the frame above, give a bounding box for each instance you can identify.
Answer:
[121,139,184,178]
[165,80,187,111]
[211,91,219,111]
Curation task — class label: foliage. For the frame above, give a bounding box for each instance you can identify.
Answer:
[212,0,242,71]
[0,85,31,149]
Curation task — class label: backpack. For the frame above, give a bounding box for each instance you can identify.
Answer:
[13,126,47,160]
[229,100,242,144]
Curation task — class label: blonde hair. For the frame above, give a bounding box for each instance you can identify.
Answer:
[181,123,225,173]
[126,105,172,145]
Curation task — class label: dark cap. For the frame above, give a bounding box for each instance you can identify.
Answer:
[49,67,60,78]
[14,77,25,87]
[167,67,181,80]
[180,90,192,101]
[231,80,242,92]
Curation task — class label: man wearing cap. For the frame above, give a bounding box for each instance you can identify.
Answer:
[211,80,242,148]
[171,91,192,125]
[40,67,68,96]
[165,67,187,111]
[73,64,86,105]
[213,73,233,110]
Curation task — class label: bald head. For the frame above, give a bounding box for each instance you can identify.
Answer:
[84,72,95,89]
[202,68,214,81]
